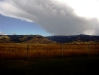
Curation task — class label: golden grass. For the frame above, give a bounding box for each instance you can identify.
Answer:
[0,43,99,59]
[28,44,61,58]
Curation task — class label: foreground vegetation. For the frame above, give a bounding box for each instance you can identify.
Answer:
[0,43,99,75]
[0,43,99,60]
[0,56,99,75]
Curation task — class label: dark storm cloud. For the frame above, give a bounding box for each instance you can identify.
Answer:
[0,0,99,35]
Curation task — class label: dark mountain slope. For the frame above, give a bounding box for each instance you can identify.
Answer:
[46,35,99,43]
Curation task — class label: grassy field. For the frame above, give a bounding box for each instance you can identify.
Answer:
[0,43,99,75]
[0,43,99,59]
[0,56,99,75]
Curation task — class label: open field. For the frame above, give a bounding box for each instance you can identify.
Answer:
[0,44,99,75]
[0,56,99,75]
[0,43,99,59]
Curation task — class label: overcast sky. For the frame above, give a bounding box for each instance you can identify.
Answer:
[0,0,99,36]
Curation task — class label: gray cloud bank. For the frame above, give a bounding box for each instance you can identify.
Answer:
[0,0,99,35]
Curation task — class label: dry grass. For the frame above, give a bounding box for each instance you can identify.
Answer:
[28,44,61,58]
[0,43,99,59]
[0,43,27,59]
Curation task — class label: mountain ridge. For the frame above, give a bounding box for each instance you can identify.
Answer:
[0,34,99,44]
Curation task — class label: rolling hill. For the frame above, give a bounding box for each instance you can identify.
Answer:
[0,35,56,44]
[0,34,99,44]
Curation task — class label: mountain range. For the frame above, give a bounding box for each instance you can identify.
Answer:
[0,34,99,44]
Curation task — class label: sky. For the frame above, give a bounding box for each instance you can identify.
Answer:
[0,0,99,36]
